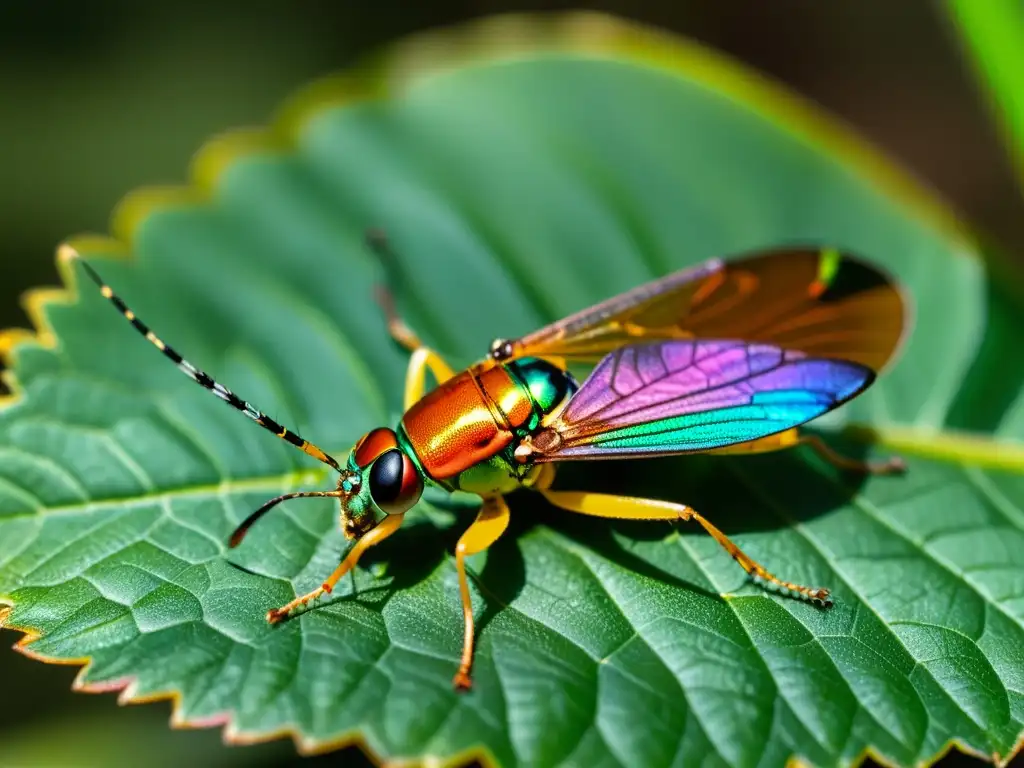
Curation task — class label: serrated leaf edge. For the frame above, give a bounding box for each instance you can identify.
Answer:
[0,604,499,768]
[0,10,1021,768]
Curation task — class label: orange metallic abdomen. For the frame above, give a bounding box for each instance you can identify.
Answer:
[400,365,533,481]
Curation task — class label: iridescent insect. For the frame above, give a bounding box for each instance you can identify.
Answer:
[61,238,906,690]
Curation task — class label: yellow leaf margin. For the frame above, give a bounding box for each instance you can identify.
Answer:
[1,11,1022,768]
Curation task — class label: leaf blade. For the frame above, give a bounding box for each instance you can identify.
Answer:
[2,12,1023,768]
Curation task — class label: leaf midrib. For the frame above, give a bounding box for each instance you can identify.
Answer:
[7,418,1024,526]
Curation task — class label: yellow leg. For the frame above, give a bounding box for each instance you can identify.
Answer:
[366,231,456,408]
[798,432,906,475]
[452,496,511,691]
[526,462,557,492]
[367,227,436,356]
[266,512,405,623]
[709,428,905,475]
[366,227,420,352]
[375,282,423,353]
[707,427,801,456]
[540,489,831,604]
[403,347,456,409]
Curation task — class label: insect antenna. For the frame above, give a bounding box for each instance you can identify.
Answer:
[228,490,343,547]
[59,244,343,473]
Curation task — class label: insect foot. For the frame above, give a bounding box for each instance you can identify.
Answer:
[807,587,832,606]
[879,456,908,475]
[453,670,473,691]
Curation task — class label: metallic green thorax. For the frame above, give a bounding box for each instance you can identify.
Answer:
[515,358,577,415]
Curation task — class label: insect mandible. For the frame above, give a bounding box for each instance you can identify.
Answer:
[61,236,907,690]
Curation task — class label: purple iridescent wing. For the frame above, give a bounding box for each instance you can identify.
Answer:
[526,339,874,461]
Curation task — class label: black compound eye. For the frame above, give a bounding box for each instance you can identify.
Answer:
[369,450,403,503]
[369,449,423,515]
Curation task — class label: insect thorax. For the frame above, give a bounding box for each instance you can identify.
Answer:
[509,357,578,418]
[399,357,577,496]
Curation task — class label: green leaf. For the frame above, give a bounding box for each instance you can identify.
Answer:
[947,0,1024,189]
[2,12,1023,768]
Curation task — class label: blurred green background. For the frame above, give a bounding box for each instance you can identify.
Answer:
[0,2,1016,766]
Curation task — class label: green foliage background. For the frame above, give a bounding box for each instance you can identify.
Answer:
[948,0,1024,189]
[2,7,1023,768]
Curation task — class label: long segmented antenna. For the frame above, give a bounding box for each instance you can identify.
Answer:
[228,490,343,547]
[59,244,342,473]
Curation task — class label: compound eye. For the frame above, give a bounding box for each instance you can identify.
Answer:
[369,449,423,515]
[353,427,399,468]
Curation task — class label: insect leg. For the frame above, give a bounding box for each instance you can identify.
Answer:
[375,281,423,352]
[797,432,906,475]
[540,489,831,605]
[403,348,455,409]
[452,496,511,690]
[707,428,905,476]
[705,428,801,456]
[365,228,424,352]
[266,512,405,623]
[364,230,455,407]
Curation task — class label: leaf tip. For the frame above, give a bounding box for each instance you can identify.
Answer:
[57,242,80,266]
[0,234,129,410]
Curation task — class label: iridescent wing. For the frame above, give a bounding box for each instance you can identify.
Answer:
[502,248,906,372]
[523,339,874,462]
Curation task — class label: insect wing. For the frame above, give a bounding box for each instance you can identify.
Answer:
[530,339,874,461]
[506,257,724,361]
[506,249,905,372]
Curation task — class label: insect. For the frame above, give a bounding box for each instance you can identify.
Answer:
[61,238,906,690]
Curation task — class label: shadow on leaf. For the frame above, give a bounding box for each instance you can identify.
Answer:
[264,431,897,641]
